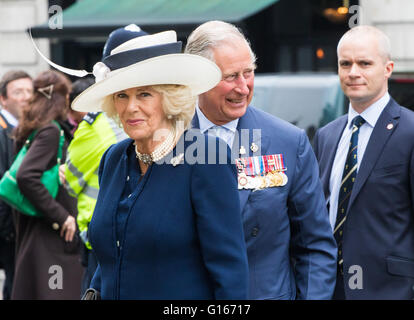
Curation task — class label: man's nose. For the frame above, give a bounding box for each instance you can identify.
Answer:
[349,63,360,77]
[23,90,33,101]
[234,75,250,95]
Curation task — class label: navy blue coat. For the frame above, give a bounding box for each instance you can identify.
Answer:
[193,106,337,299]
[314,98,414,299]
[89,130,248,299]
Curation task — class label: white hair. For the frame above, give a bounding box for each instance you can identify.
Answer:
[185,20,257,66]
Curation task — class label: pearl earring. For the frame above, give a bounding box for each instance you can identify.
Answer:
[167,114,173,120]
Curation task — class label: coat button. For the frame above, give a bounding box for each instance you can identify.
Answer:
[52,223,59,230]
[251,227,259,237]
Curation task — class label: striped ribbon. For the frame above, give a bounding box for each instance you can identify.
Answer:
[236,154,286,176]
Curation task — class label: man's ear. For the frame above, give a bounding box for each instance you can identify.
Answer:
[0,95,6,107]
[385,60,394,79]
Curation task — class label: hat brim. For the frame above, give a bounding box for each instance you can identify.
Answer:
[71,54,221,112]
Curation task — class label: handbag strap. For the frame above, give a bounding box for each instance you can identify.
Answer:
[25,120,65,164]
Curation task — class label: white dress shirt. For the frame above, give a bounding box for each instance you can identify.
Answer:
[196,105,239,148]
[0,108,18,127]
[328,92,390,230]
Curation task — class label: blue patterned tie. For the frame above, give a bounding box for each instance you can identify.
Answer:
[334,115,365,274]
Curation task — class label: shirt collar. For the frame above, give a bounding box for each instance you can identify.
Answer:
[196,104,239,133]
[347,92,390,129]
[0,108,18,127]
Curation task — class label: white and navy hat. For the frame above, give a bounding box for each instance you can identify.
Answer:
[29,25,221,113]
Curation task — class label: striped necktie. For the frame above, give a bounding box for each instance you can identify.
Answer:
[334,115,365,274]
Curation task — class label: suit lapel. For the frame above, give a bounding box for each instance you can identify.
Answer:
[321,116,348,199]
[347,99,401,212]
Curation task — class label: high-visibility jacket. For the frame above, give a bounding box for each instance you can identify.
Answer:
[65,112,127,249]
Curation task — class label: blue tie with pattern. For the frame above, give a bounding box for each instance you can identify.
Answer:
[334,115,365,274]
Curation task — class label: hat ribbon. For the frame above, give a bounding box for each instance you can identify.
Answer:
[102,42,182,71]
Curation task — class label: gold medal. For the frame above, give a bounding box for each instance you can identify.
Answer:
[264,172,273,187]
[273,172,284,186]
[259,176,267,189]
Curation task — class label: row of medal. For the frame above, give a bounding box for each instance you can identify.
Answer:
[237,171,288,190]
[236,154,288,190]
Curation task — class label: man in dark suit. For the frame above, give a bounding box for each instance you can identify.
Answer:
[186,20,337,300]
[314,25,414,299]
[0,70,32,299]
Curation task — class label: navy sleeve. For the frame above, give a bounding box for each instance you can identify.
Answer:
[288,130,337,299]
[190,137,248,300]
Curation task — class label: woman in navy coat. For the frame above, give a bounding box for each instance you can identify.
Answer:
[71,29,248,300]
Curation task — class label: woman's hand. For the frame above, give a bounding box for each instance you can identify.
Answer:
[59,164,66,185]
[60,215,77,242]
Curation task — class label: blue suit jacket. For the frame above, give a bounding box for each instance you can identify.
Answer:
[193,106,337,299]
[314,98,414,299]
[89,131,248,299]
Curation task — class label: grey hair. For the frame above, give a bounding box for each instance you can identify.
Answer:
[185,20,257,66]
[337,25,392,61]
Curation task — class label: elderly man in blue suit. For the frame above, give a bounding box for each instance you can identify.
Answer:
[185,20,337,300]
[314,26,414,299]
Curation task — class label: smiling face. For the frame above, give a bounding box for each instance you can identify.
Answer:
[338,33,394,113]
[198,39,255,125]
[113,86,170,151]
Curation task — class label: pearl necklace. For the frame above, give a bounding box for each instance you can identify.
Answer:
[134,128,176,165]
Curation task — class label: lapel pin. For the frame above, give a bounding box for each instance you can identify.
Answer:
[386,123,393,130]
[239,146,246,155]
[250,142,259,153]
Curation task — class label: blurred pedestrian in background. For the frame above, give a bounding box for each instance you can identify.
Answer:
[0,70,33,300]
[11,70,83,300]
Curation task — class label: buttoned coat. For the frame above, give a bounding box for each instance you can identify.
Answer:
[89,131,248,300]
[314,98,414,299]
[193,106,337,299]
[11,123,83,300]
